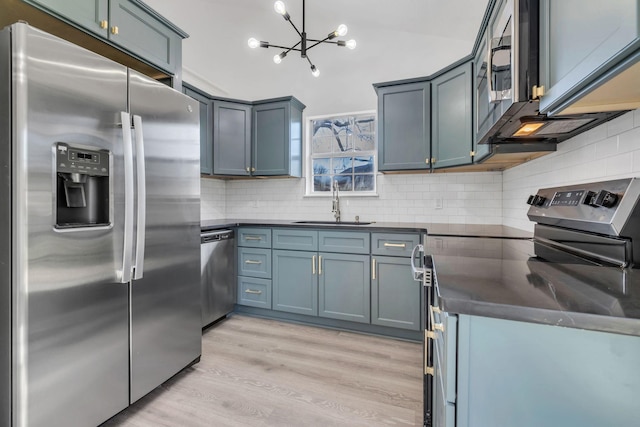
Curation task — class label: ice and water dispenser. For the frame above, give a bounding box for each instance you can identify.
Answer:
[55,142,110,228]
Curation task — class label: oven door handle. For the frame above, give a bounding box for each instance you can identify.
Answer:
[411,244,424,281]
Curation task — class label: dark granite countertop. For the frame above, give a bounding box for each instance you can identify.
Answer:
[201,219,532,238]
[431,237,640,337]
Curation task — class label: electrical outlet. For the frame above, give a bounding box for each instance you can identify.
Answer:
[435,198,443,209]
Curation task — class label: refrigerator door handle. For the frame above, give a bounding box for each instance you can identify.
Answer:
[133,114,146,280]
[120,111,134,283]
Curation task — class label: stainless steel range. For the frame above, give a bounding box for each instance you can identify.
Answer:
[416,177,640,427]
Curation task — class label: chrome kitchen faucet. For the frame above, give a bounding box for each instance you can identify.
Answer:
[332,180,341,223]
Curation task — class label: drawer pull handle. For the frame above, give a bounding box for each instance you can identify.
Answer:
[244,289,262,295]
[245,260,262,265]
[245,236,263,241]
[383,242,406,248]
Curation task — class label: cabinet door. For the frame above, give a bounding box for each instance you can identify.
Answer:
[539,0,640,115]
[371,256,421,330]
[24,0,109,37]
[213,100,252,175]
[109,0,181,74]
[252,101,290,176]
[472,30,492,162]
[318,253,370,323]
[377,82,431,171]
[183,86,213,175]
[432,61,473,169]
[272,250,318,315]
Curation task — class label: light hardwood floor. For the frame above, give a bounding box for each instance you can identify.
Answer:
[102,315,423,427]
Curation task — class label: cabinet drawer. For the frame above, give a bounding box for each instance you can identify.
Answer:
[237,277,271,308]
[238,227,272,248]
[371,233,420,257]
[272,228,318,251]
[238,248,272,278]
[318,231,370,254]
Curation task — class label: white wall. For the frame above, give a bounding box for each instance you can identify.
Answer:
[503,109,640,231]
[203,172,502,224]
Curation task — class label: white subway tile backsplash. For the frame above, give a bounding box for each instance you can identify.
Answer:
[199,109,639,229]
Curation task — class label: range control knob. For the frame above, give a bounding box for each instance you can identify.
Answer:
[585,190,619,208]
[527,195,546,206]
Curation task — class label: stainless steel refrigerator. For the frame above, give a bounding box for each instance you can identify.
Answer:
[0,23,202,427]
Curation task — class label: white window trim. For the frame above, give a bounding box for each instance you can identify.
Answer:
[304,110,378,197]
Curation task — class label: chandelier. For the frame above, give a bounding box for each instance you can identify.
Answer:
[247,0,356,77]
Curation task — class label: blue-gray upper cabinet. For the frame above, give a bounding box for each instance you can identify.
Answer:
[539,0,640,116]
[472,30,492,162]
[252,97,305,177]
[23,0,187,75]
[375,81,431,171]
[431,61,473,169]
[213,100,252,176]
[183,85,213,175]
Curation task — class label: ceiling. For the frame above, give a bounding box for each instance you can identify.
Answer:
[144,0,489,116]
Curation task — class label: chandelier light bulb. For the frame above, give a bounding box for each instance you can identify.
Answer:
[345,39,356,50]
[248,38,260,49]
[336,24,348,37]
[274,1,286,15]
[311,65,320,77]
[273,53,285,64]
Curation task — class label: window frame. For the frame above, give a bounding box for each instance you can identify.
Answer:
[304,110,378,197]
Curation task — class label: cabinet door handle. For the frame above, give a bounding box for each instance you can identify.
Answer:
[244,260,262,265]
[372,258,376,280]
[251,167,256,172]
[245,236,262,241]
[111,26,119,35]
[318,256,322,275]
[100,20,108,29]
[246,167,250,172]
[312,255,316,275]
[244,289,262,295]
[383,242,406,248]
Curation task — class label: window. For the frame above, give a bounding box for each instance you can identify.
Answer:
[306,111,377,195]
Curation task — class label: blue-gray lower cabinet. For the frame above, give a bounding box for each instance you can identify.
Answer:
[438,314,640,427]
[371,256,421,331]
[431,61,473,169]
[272,250,318,316]
[238,247,271,279]
[237,276,271,309]
[432,310,457,427]
[318,253,370,324]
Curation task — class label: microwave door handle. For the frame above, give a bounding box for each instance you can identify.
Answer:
[487,37,498,103]
[120,111,134,283]
[132,115,146,280]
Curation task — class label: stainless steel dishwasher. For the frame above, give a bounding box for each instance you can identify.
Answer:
[200,229,235,328]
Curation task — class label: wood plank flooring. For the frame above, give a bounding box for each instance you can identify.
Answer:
[102,315,423,427]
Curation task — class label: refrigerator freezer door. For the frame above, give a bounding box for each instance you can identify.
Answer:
[9,24,130,427]
[128,69,202,403]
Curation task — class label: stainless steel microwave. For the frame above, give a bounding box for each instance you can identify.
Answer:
[475,0,622,145]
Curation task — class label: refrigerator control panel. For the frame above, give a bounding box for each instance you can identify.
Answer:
[56,142,109,176]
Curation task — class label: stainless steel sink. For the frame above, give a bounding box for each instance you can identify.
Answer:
[293,220,372,225]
